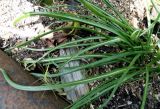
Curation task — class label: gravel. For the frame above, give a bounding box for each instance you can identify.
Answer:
[0,0,45,41]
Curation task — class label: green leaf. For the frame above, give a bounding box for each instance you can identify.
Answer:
[13,12,129,37]
[130,29,142,41]
[140,67,149,109]
[99,54,141,108]
[0,68,126,91]
[79,0,133,31]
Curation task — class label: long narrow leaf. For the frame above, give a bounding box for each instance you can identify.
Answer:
[14,12,129,37]
[0,68,126,91]
[140,67,149,109]
[99,54,141,108]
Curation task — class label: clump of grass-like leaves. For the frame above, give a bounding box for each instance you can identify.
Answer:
[1,0,160,108]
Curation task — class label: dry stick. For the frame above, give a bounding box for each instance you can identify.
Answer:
[59,0,89,102]
[60,48,89,102]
